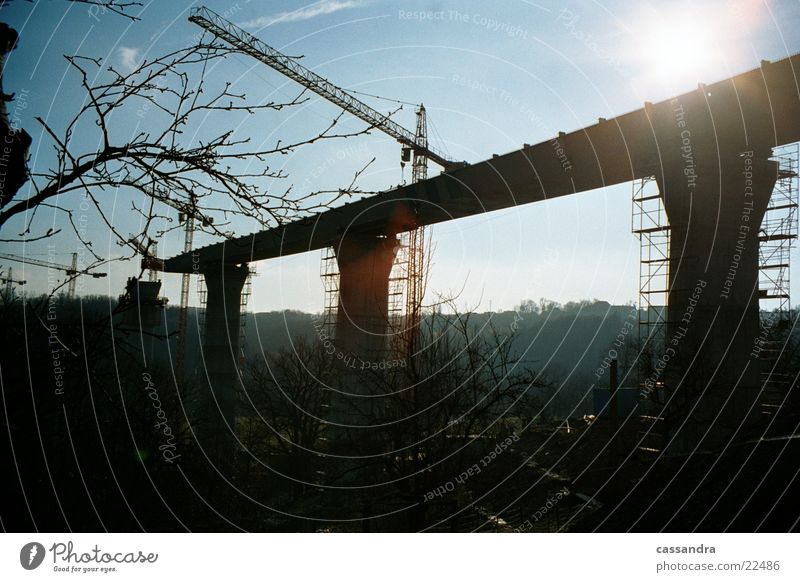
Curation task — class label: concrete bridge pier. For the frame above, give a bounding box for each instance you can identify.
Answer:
[326,234,398,458]
[659,150,778,453]
[334,234,398,363]
[198,262,250,463]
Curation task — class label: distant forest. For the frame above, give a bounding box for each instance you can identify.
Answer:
[13,294,644,416]
[3,292,799,532]
[7,292,798,417]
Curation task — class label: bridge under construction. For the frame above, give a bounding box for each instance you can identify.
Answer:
[160,38,800,455]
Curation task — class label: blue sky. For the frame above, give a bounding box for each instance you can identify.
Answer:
[1,0,799,313]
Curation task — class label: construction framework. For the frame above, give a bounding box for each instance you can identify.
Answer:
[175,212,196,378]
[631,177,671,451]
[238,265,256,362]
[757,144,799,417]
[197,275,207,347]
[390,105,431,358]
[159,50,800,459]
[194,265,255,366]
[631,145,800,423]
[320,246,339,341]
[632,177,671,375]
[759,144,799,319]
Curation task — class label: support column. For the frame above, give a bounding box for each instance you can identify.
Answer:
[325,234,397,455]
[334,234,398,363]
[660,150,778,452]
[199,263,249,460]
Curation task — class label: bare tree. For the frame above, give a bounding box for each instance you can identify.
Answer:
[236,304,550,530]
[1,1,143,20]
[234,337,337,529]
[0,38,377,272]
[243,338,332,461]
[0,1,139,212]
[368,306,548,528]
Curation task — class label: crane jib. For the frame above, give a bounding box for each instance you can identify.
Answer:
[188,6,459,170]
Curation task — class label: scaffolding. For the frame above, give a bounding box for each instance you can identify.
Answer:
[632,177,670,452]
[387,244,406,341]
[238,265,256,362]
[759,144,799,319]
[387,106,430,356]
[389,227,427,356]
[405,227,426,356]
[757,144,799,417]
[175,213,196,380]
[320,246,339,341]
[320,230,426,357]
[632,176,671,370]
[394,105,430,357]
[193,265,255,366]
[197,274,207,348]
[320,106,431,355]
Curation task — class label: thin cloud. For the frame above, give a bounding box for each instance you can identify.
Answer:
[118,46,141,73]
[240,0,364,29]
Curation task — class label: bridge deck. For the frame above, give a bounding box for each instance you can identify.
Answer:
[164,54,800,273]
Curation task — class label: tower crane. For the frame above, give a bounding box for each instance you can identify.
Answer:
[188,6,463,353]
[131,182,212,379]
[188,6,462,173]
[0,252,106,298]
[0,268,26,301]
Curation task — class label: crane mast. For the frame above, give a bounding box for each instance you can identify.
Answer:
[131,180,204,379]
[176,212,195,379]
[403,106,430,356]
[412,105,429,183]
[0,267,26,301]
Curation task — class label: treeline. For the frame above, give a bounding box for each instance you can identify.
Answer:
[4,293,797,532]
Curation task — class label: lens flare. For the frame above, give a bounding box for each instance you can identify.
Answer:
[640,12,719,89]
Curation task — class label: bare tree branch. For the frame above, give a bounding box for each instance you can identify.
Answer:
[0,41,381,269]
[3,0,143,21]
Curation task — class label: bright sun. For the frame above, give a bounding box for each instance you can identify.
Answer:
[632,7,726,92]
[644,21,715,77]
